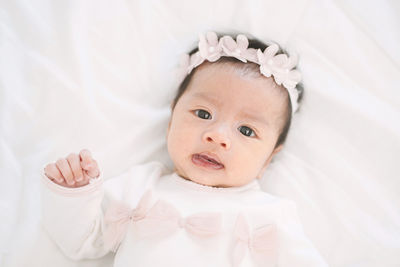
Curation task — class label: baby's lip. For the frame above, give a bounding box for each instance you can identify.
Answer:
[196,152,224,167]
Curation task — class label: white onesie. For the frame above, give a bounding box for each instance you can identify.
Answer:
[41,161,329,267]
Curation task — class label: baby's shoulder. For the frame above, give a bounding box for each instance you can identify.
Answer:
[241,189,295,208]
[239,190,298,223]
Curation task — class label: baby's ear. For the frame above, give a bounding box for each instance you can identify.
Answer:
[273,144,284,154]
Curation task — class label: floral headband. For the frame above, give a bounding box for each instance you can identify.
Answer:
[178,32,302,115]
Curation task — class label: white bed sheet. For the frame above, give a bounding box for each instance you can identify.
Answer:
[1,0,399,266]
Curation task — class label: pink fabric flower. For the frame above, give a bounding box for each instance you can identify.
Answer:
[270,53,302,90]
[220,34,253,62]
[278,69,302,90]
[257,44,280,77]
[198,32,223,62]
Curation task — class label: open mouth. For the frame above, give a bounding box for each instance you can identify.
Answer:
[192,153,224,170]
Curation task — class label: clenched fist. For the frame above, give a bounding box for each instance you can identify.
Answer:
[44,149,100,188]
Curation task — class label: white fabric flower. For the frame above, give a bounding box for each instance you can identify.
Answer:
[198,32,223,62]
[220,34,251,62]
[257,44,279,77]
[280,69,302,90]
[270,53,301,89]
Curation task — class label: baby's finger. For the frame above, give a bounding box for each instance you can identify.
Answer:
[75,178,89,187]
[44,163,64,183]
[67,153,84,182]
[56,158,75,185]
[79,149,94,170]
[84,159,100,178]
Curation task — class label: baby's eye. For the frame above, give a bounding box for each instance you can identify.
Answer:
[195,109,212,120]
[238,126,256,137]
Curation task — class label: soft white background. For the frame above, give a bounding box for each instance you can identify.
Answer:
[1,0,399,266]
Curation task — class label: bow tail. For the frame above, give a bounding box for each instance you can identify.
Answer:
[232,240,248,267]
[250,224,278,266]
[104,220,130,252]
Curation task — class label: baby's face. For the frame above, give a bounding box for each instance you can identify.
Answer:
[167,63,286,187]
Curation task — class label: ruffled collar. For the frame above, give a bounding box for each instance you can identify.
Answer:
[168,172,261,194]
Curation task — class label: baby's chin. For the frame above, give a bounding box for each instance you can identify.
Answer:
[173,162,259,188]
[187,175,232,188]
[173,165,231,188]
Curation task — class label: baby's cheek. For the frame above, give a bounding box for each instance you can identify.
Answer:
[167,131,179,158]
[240,150,265,178]
[167,127,190,161]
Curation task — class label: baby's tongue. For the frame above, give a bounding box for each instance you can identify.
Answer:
[195,154,224,169]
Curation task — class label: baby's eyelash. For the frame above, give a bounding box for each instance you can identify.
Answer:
[194,109,212,120]
[238,125,256,138]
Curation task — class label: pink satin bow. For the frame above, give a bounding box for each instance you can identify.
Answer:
[104,189,222,252]
[134,197,222,239]
[232,213,278,267]
[104,190,153,252]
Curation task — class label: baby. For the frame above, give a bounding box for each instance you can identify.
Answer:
[42,32,328,266]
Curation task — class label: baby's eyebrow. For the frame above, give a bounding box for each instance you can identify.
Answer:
[192,93,221,105]
[241,112,270,127]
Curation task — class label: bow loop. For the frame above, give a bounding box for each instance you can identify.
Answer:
[104,201,133,252]
[232,213,251,267]
[103,190,153,252]
[231,213,278,267]
[250,224,278,253]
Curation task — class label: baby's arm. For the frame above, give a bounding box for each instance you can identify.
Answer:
[41,149,109,260]
[277,200,329,267]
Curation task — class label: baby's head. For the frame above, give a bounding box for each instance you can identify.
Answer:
[166,32,303,188]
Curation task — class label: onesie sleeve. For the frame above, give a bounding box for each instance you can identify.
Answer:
[40,171,109,260]
[277,200,329,267]
[40,160,168,261]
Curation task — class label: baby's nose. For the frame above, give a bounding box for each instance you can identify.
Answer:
[202,128,231,150]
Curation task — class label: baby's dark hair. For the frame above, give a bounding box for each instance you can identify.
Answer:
[171,33,304,150]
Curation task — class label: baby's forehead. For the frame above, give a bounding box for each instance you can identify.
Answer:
[193,78,284,112]
[197,60,263,79]
[191,62,287,100]
[187,62,287,120]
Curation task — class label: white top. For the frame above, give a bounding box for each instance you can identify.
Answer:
[41,161,329,267]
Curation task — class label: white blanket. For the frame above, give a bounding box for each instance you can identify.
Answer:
[1,0,399,266]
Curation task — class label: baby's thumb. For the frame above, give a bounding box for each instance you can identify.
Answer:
[81,160,100,178]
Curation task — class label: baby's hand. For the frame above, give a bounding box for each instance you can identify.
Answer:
[44,149,100,188]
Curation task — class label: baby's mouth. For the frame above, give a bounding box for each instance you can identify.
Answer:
[192,153,224,170]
